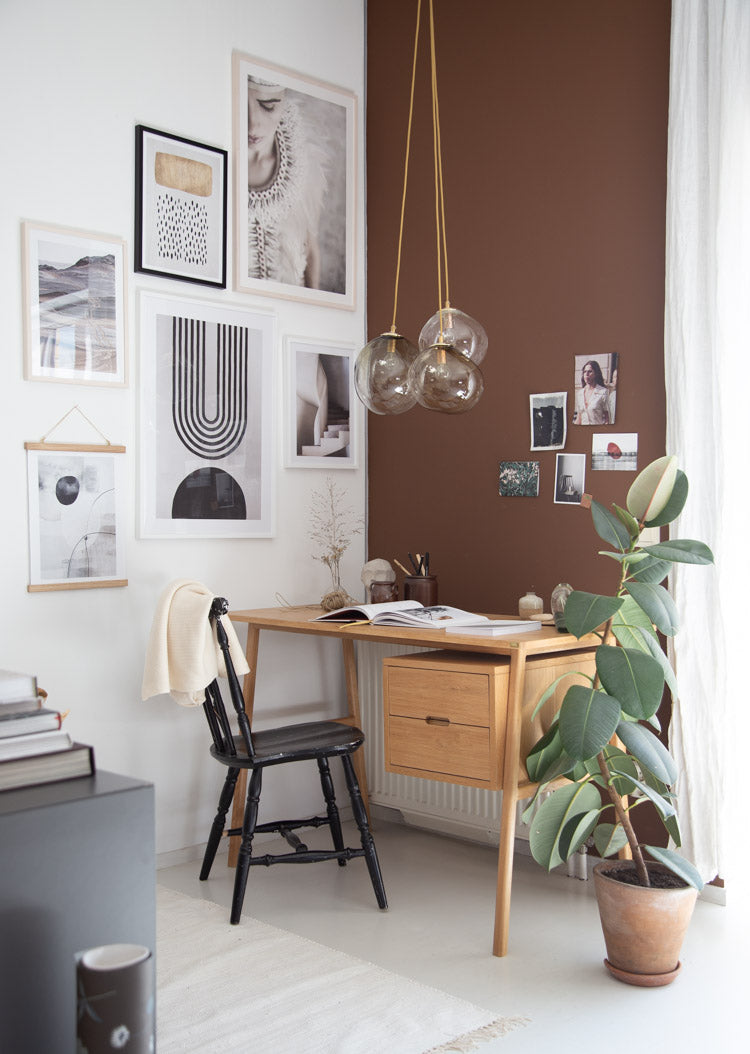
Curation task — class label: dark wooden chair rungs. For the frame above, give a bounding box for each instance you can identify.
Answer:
[199,598,387,923]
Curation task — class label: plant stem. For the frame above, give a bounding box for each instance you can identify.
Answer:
[596,750,651,886]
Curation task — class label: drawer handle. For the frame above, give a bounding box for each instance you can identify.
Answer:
[425,715,450,726]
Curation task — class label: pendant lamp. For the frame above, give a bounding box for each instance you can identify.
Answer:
[354,0,486,415]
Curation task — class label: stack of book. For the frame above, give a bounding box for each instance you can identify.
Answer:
[0,669,95,792]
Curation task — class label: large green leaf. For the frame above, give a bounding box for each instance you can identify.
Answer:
[596,645,665,720]
[627,456,678,522]
[628,555,671,584]
[594,745,640,795]
[642,539,715,565]
[608,762,676,819]
[591,500,631,551]
[564,591,624,638]
[645,845,704,891]
[634,627,679,700]
[612,596,659,650]
[558,684,621,761]
[530,671,593,721]
[625,581,679,636]
[529,782,602,870]
[526,724,562,783]
[559,809,601,859]
[638,768,681,845]
[612,503,641,540]
[593,823,629,858]
[615,720,678,785]
[645,470,688,527]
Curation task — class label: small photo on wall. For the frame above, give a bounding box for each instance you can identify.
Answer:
[554,453,586,505]
[572,353,619,425]
[592,433,638,471]
[499,461,540,497]
[530,393,567,450]
[284,337,356,468]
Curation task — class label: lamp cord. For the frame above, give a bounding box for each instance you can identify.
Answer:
[428,0,450,341]
[390,0,422,335]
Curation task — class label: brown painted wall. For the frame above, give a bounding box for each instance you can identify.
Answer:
[365,0,671,616]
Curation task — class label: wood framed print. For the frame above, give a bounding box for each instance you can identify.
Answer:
[22,221,127,386]
[284,337,356,468]
[25,442,127,591]
[232,51,357,309]
[135,125,228,287]
[139,291,275,538]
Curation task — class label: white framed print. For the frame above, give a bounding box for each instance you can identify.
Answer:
[139,291,276,538]
[284,337,356,468]
[232,51,357,309]
[25,442,128,591]
[22,221,127,386]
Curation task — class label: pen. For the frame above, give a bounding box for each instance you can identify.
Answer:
[393,559,411,576]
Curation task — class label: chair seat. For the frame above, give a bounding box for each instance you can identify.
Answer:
[210,719,365,768]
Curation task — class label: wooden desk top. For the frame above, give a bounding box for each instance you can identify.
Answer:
[229,604,598,657]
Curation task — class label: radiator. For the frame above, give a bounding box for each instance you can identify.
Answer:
[356,642,529,847]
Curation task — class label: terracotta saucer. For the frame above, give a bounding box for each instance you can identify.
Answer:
[603,958,682,987]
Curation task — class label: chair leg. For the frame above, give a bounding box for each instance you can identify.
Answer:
[200,767,239,881]
[231,766,262,924]
[317,756,346,867]
[341,754,388,909]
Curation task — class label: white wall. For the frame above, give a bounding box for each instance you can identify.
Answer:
[0,0,367,856]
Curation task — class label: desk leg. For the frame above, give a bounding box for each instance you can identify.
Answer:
[493,649,526,957]
[339,638,372,826]
[228,626,260,869]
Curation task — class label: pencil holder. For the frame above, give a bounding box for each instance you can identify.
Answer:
[403,575,438,607]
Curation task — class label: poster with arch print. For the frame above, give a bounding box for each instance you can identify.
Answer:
[139,291,275,538]
[25,442,127,591]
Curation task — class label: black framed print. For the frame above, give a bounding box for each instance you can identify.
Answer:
[134,125,228,287]
[232,51,356,309]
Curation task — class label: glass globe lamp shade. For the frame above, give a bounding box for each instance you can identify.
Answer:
[419,306,488,364]
[408,341,484,414]
[353,332,419,415]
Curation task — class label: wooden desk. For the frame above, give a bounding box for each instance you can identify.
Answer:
[229,604,597,957]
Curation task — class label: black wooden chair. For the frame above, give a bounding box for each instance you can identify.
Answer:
[199,598,387,923]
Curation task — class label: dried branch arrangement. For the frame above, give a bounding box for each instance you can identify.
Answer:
[308,477,363,610]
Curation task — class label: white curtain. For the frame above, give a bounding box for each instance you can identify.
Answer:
[665,0,750,890]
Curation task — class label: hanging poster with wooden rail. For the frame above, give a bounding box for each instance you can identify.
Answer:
[24,441,127,592]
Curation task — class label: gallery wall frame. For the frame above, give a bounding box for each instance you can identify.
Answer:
[284,336,357,469]
[139,291,276,538]
[232,50,357,309]
[134,125,228,288]
[22,221,128,386]
[25,442,128,592]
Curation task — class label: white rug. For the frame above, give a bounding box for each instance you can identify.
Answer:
[156,886,526,1053]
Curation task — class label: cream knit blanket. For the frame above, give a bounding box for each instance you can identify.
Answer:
[142,579,250,707]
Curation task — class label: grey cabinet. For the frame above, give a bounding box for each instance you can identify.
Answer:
[0,770,155,1053]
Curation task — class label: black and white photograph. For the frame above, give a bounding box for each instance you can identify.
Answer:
[530,392,567,450]
[139,291,275,538]
[285,338,356,468]
[22,221,127,385]
[572,352,619,425]
[232,51,356,308]
[498,461,540,497]
[592,432,638,471]
[554,453,586,505]
[25,444,127,591]
[135,125,228,287]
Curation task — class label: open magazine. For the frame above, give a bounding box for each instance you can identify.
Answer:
[312,600,492,628]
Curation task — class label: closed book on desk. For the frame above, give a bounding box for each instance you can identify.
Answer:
[0,729,73,761]
[0,669,39,705]
[0,708,64,738]
[443,619,542,637]
[0,741,95,792]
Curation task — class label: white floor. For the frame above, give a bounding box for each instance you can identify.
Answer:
[157,814,747,1053]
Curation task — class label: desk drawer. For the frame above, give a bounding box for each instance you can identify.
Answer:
[386,665,490,725]
[388,716,492,782]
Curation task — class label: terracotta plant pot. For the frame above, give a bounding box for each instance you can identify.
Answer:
[593,860,698,987]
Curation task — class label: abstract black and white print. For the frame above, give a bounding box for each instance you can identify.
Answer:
[140,292,275,538]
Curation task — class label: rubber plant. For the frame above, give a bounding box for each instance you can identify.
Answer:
[525,456,714,889]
